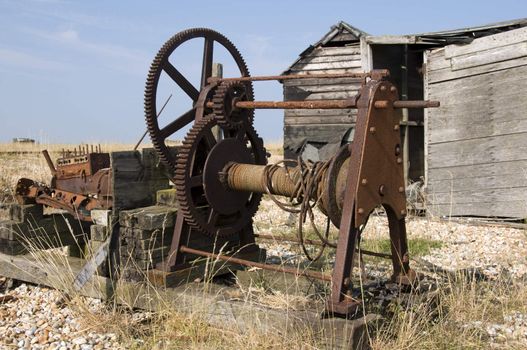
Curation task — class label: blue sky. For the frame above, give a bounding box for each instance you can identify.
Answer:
[0,0,525,143]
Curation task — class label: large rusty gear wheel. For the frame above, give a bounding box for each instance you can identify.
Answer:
[174,115,266,238]
[212,81,253,128]
[144,28,254,174]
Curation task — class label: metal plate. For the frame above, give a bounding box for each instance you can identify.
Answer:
[203,138,252,215]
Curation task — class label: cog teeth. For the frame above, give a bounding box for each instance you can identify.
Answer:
[143,28,257,237]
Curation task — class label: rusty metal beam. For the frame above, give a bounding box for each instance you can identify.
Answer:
[208,70,390,83]
[206,99,439,110]
[375,100,440,109]
[179,245,332,281]
[206,99,358,110]
[42,150,56,176]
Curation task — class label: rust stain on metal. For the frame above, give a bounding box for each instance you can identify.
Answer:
[180,245,332,282]
[140,28,440,317]
[15,146,113,221]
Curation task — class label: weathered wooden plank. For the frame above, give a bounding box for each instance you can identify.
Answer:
[427,172,527,194]
[285,115,355,125]
[0,251,112,299]
[428,55,527,83]
[433,57,527,88]
[90,224,109,241]
[426,48,450,72]
[0,204,43,223]
[284,124,352,146]
[283,77,364,87]
[427,133,527,168]
[113,181,155,210]
[287,68,364,75]
[444,26,527,58]
[427,160,527,181]
[0,214,88,240]
[284,83,362,94]
[429,119,527,144]
[427,200,527,218]
[427,187,526,205]
[156,188,178,207]
[119,205,178,230]
[330,31,360,42]
[286,90,359,101]
[289,60,362,71]
[427,84,527,144]
[307,46,361,57]
[451,41,527,71]
[365,35,417,45]
[285,108,355,117]
[295,55,361,65]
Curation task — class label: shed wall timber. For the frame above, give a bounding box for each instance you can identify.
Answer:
[424,26,527,218]
[283,45,363,158]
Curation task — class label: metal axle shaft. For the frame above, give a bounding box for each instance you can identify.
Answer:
[180,245,331,281]
[206,99,439,110]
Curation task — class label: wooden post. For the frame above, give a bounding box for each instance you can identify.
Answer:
[211,63,223,140]
[401,44,409,184]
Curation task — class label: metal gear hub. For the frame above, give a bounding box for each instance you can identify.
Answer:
[212,81,253,128]
[174,115,267,238]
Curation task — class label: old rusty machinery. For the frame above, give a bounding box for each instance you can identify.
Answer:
[15,146,112,222]
[144,28,439,317]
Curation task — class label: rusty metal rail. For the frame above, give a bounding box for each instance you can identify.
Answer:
[179,245,332,282]
[208,70,390,83]
[205,99,439,110]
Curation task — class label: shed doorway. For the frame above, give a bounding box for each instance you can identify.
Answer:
[370,44,425,183]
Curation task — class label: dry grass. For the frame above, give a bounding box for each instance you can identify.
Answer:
[371,276,527,350]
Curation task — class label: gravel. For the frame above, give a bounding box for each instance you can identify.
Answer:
[0,283,122,349]
[255,199,527,346]
[255,198,527,281]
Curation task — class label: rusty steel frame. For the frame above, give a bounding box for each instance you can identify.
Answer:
[142,28,439,317]
[158,75,436,316]
[217,78,426,314]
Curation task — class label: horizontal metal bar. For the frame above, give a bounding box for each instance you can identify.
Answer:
[254,233,393,260]
[374,100,440,109]
[207,70,390,83]
[206,99,357,110]
[206,99,438,111]
[179,245,332,282]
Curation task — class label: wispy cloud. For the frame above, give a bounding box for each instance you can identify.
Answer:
[0,47,69,71]
[27,28,150,74]
[7,2,150,34]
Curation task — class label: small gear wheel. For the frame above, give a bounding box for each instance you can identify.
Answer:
[212,81,254,128]
[174,115,266,238]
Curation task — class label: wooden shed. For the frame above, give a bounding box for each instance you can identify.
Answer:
[282,19,527,219]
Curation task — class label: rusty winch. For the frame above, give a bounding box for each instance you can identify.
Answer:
[143,28,439,316]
